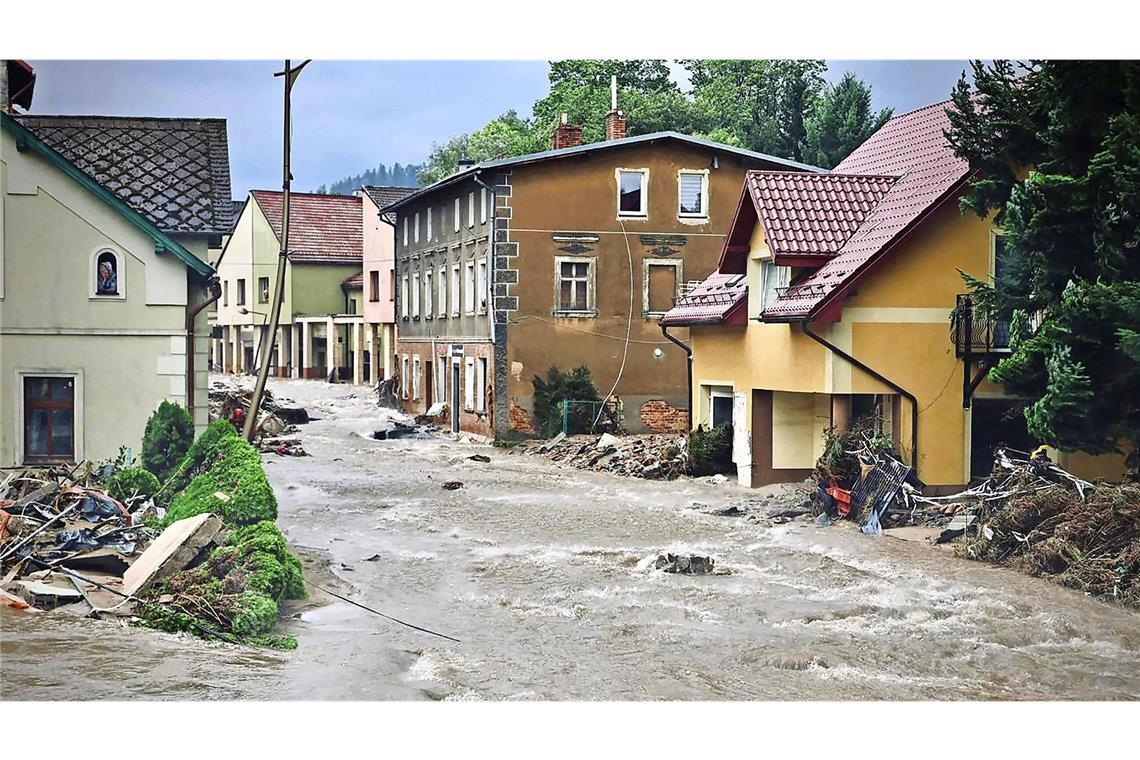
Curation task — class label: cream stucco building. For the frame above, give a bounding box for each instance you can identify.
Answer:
[1,111,232,465]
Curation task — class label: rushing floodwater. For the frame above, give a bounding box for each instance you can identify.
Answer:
[3,378,1139,700]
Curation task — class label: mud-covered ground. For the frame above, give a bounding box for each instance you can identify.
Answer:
[3,377,1139,700]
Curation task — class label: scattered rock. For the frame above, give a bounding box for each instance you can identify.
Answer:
[467,454,491,463]
[654,553,715,575]
[442,481,464,490]
[363,554,382,562]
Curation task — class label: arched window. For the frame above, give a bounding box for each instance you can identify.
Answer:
[93,250,120,296]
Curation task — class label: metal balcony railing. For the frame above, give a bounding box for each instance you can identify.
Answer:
[952,293,1011,357]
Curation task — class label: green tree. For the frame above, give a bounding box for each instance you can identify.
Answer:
[141,400,194,483]
[684,59,827,161]
[803,72,893,168]
[945,60,1140,473]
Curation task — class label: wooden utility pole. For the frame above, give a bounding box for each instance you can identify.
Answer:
[244,59,310,441]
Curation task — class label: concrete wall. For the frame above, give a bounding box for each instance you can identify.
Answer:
[0,128,208,465]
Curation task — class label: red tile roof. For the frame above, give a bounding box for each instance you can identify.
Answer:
[342,271,364,289]
[762,100,971,320]
[660,273,748,327]
[250,190,362,263]
[747,171,897,261]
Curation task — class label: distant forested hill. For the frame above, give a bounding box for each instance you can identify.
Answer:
[314,162,425,195]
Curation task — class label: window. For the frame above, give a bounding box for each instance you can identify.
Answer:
[618,169,647,216]
[223,280,229,307]
[437,356,448,404]
[477,357,488,412]
[237,278,247,306]
[349,297,358,314]
[464,261,476,314]
[413,355,421,401]
[759,261,790,312]
[710,389,733,429]
[454,198,461,232]
[93,250,120,296]
[476,258,488,312]
[468,192,475,228]
[555,257,594,314]
[258,276,270,304]
[369,270,380,302]
[414,212,420,244]
[438,266,447,316]
[389,269,396,302]
[401,355,409,398]
[424,271,433,317]
[645,259,683,316]
[427,207,433,240]
[401,275,409,319]
[678,171,708,217]
[451,263,461,315]
[480,189,488,223]
[403,217,408,247]
[464,357,476,410]
[412,272,421,317]
[23,376,75,462]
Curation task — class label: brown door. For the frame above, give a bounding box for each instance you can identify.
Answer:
[24,376,75,462]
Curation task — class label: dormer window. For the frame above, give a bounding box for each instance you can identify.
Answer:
[92,249,123,298]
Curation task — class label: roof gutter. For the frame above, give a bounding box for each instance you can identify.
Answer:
[186,277,222,416]
[660,324,693,428]
[800,322,918,471]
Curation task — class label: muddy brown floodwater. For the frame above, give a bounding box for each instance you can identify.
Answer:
[4,377,1140,700]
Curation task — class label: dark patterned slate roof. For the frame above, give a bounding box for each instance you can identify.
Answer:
[362,185,415,224]
[250,190,362,263]
[230,199,246,233]
[14,115,233,236]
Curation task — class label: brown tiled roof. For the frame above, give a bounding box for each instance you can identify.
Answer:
[15,114,233,235]
[342,271,364,289]
[660,273,748,327]
[250,190,362,263]
[762,100,971,320]
[747,171,897,261]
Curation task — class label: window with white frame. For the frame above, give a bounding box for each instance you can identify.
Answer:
[477,357,487,412]
[451,263,461,315]
[644,259,683,317]
[414,212,420,244]
[401,275,409,319]
[424,270,433,317]
[678,170,709,218]
[437,265,447,316]
[92,249,122,298]
[402,217,408,246]
[759,260,790,312]
[454,198,461,232]
[437,356,447,404]
[464,356,476,410]
[480,188,488,223]
[476,257,488,312]
[708,387,734,429]
[412,355,421,401]
[468,192,475,228]
[555,256,595,314]
[401,354,409,398]
[618,169,648,217]
[464,261,476,314]
[427,207,433,240]
[411,272,421,317]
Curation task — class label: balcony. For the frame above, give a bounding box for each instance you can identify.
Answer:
[952,293,1011,358]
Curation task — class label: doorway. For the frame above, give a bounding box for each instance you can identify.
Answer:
[970,398,1035,480]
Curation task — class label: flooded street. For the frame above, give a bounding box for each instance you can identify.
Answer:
[4,377,1140,700]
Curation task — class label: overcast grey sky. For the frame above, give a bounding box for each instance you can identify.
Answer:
[25,60,971,196]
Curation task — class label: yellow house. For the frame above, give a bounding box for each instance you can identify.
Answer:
[662,99,1125,491]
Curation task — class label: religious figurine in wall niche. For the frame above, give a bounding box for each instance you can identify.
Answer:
[96,253,118,295]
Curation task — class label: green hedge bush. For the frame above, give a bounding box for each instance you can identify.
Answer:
[687,425,734,476]
[106,467,161,504]
[141,401,194,484]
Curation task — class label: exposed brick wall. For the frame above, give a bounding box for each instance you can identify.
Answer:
[509,400,535,434]
[639,399,689,433]
[605,110,627,141]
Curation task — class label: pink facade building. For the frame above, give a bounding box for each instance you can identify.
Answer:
[361,186,414,383]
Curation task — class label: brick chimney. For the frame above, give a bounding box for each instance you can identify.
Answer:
[604,75,627,141]
[551,112,583,150]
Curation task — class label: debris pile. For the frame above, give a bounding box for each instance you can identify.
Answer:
[654,553,717,575]
[517,432,689,480]
[208,380,311,457]
[372,418,440,441]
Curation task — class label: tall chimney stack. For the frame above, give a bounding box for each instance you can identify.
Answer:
[551,112,583,150]
[605,75,627,142]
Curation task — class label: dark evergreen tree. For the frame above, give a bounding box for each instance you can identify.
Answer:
[945,60,1140,473]
[803,72,893,168]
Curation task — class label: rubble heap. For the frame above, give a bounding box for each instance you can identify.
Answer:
[517,432,689,480]
[208,380,310,457]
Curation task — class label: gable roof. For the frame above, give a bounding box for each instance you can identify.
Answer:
[14,114,233,236]
[0,113,213,277]
[250,190,362,263]
[746,171,898,263]
[362,185,415,210]
[341,271,364,290]
[762,100,971,321]
[229,199,246,233]
[379,131,825,213]
[659,273,748,327]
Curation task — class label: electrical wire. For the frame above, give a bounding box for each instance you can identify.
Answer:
[512,314,685,345]
[917,361,960,415]
[592,218,634,429]
[308,582,460,643]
